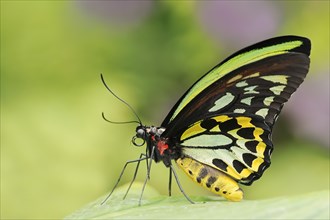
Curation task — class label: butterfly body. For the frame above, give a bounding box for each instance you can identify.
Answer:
[177,157,243,201]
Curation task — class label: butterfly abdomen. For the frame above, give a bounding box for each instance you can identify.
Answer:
[176,156,243,201]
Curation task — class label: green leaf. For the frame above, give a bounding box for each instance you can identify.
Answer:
[65,182,329,219]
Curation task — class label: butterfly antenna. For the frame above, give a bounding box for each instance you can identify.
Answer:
[101,74,143,125]
[102,112,140,125]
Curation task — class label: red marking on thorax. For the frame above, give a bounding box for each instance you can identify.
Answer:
[157,140,169,155]
[151,135,169,155]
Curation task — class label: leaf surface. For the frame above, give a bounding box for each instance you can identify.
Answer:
[65,183,329,219]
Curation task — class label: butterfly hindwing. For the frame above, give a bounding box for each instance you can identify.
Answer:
[161,36,311,185]
[179,113,272,184]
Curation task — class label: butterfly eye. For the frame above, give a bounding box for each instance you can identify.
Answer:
[136,127,146,138]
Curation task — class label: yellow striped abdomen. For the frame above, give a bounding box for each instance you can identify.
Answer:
[176,157,243,202]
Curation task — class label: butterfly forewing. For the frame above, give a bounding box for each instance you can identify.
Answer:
[161,36,311,185]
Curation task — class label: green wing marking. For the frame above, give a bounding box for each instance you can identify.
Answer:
[163,36,310,126]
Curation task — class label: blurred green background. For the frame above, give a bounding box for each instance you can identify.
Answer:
[1,1,329,219]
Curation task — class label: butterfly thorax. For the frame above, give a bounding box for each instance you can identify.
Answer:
[135,125,181,167]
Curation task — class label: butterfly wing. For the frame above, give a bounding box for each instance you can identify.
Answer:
[161,36,311,185]
[178,113,273,184]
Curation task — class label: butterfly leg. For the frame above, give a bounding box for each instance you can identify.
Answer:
[123,153,148,199]
[101,153,148,205]
[168,168,172,196]
[145,147,150,180]
[139,146,155,206]
[170,164,195,204]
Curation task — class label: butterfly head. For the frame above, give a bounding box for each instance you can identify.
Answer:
[132,125,172,164]
[133,125,166,146]
[132,125,147,147]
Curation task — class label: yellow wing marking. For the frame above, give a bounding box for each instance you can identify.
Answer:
[212,115,232,122]
[236,116,254,127]
[253,127,264,142]
[256,142,266,156]
[227,74,243,84]
[181,115,232,141]
[225,165,252,180]
[180,120,204,141]
[242,72,260,79]
[252,157,264,172]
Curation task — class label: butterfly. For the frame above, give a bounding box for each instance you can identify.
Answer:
[102,35,311,205]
